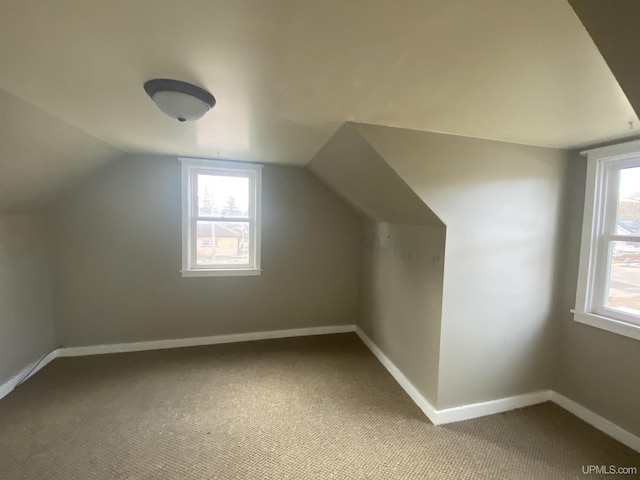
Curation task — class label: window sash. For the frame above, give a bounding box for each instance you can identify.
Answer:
[180,158,262,275]
[593,238,640,326]
[589,156,640,325]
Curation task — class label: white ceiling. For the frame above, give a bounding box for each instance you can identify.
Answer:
[0,0,637,210]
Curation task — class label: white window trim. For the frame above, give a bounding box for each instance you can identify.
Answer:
[179,158,262,277]
[573,140,640,340]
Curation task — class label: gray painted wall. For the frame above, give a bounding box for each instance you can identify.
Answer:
[0,215,56,383]
[555,154,640,436]
[48,155,360,347]
[358,221,445,405]
[307,124,445,406]
[357,123,568,409]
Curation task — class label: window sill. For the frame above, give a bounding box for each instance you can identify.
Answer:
[181,269,262,278]
[572,310,640,341]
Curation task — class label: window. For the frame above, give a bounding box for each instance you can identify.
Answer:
[180,158,262,277]
[574,141,640,340]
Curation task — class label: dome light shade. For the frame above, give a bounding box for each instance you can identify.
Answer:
[143,79,216,122]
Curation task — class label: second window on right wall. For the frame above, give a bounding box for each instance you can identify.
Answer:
[574,141,640,340]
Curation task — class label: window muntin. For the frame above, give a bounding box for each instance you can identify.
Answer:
[181,159,262,277]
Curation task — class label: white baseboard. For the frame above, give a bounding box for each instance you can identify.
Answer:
[57,324,356,357]
[0,350,59,401]
[355,326,640,453]
[550,391,640,453]
[435,389,553,424]
[0,325,355,400]
[354,326,439,423]
[3,324,639,453]
[355,326,550,425]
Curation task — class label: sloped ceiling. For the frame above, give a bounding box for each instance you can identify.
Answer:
[0,90,122,212]
[568,1,640,124]
[0,0,637,211]
[307,123,442,226]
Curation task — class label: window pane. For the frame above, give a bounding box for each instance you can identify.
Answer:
[615,166,640,235]
[196,221,250,266]
[197,174,249,218]
[605,240,640,318]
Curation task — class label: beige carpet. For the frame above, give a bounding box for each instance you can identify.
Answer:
[0,333,638,479]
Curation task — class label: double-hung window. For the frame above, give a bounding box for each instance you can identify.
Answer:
[180,158,262,277]
[574,141,640,339]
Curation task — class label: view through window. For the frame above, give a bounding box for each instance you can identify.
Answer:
[196,174,250,266]
[605,166,640,318]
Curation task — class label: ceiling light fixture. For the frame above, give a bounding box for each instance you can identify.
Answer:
[143,78,216,122]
